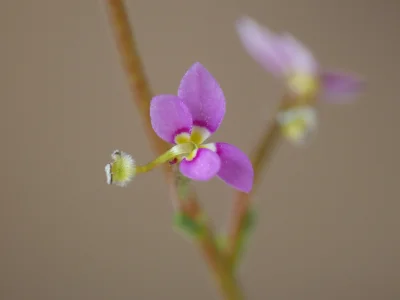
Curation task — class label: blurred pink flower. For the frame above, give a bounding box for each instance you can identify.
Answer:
[236,16,364,102]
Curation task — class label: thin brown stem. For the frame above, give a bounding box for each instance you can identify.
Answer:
[166,173,244,299]
[105,1,243,299]
[106,0,169,161]
[180,195,245,300]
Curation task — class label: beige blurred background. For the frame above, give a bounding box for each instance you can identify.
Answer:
[1,0,399,299]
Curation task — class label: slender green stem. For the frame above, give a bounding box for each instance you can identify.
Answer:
[136,143,195,173]
[227,120,282,268]
[226,94,318,269]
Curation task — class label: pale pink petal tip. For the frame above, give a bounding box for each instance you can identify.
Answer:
[236,16,290,76]
[320,70,365,103]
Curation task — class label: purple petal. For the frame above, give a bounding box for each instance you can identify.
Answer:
[319,70,365,103]
[177,62,226,133]
[278,33,318,76]
[236,17,289,76]
[179,148,221,181]
[150,95,193,143]
[215,143,254,193]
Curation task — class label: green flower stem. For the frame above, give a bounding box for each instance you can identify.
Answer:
[226,94,318,269]
[105,1,244,299]
[136,143,195,174]
[226,120,282,269]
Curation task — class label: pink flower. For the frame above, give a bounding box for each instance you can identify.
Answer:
[150,62,254,193]
[236,16,364,102]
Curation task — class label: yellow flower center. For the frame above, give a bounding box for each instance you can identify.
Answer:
[288,73,319,97]
[174,126,215,161]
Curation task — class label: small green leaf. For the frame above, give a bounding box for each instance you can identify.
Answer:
[173,212,205,238]
[242,208,257,233]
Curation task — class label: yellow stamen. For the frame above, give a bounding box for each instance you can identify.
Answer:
[190,126,211,145]
[174,126,211,146]
[174,132,191,144]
